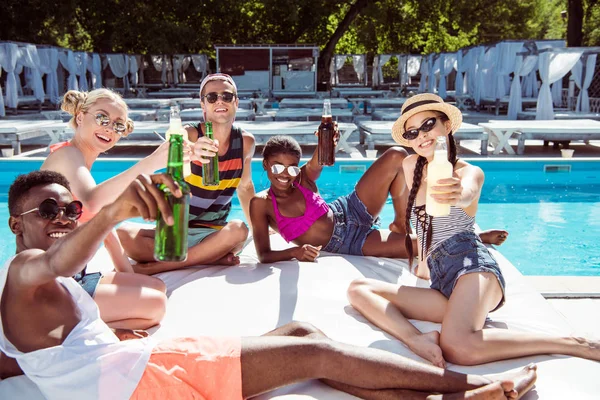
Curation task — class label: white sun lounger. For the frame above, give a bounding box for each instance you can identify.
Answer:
[123,98,174,109]
[367,98,408,113]
[274,108,354,123]
[332,88,391,98]
[179,108,255,122]
[235,121,357,153]
[0,120,67,154]
[479,119,600,155]
[371,108,402,121]
[3,232,598,399]
[174,98,253,110]
[517,111,600,121]
[480,96,537,116]
[278,98,348,109]
[146,91,197,99]
[357,120,489,154]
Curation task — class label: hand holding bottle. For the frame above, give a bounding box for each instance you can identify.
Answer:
[106,173,181,225]
[429,173,463,206]
[191,136,219,164]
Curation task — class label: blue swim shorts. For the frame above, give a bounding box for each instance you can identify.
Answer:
[427,231,506,311]
[322,190,380,256]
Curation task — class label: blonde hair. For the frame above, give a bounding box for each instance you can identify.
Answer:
[61,89,134,135]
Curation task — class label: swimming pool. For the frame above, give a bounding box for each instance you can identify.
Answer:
[1,158,598,276]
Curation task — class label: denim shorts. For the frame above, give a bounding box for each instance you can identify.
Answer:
[322,190,380,256]
[73,269,102,298]
[428,231,506,311]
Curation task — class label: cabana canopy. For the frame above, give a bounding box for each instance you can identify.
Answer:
[372,54,421,89]
[330,53,367,87]
[215,44,319,96]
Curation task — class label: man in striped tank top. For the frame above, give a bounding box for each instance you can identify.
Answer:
[119,74,256,274]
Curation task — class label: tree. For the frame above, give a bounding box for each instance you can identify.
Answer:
[567,0,584,46]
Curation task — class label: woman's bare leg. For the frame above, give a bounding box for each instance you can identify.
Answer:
[440,272,600,365]
[240,335,534,399]
[93,272,167,330]
[348,278,449,367]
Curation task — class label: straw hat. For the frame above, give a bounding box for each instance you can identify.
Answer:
[391,93,462,147]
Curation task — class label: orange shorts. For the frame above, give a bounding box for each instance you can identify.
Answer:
[130,336,243,400]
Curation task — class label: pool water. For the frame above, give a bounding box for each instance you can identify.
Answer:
[1,159,598,276]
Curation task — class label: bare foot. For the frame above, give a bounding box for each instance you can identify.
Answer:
[489,364,537,400]
[511,364,537,399]
[211,252,240,266]
[479,229,508,246]
[429,381,514,400]
[406,331,446,368]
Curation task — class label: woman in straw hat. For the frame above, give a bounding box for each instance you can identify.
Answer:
[347,93,600,368]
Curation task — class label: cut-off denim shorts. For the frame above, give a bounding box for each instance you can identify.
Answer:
[73,267,102,298]
[428,231,506,311]
[322,190,380,256]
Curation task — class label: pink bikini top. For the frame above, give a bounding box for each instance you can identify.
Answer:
[270,182,329,243]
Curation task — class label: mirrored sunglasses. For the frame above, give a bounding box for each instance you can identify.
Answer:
[270,164,300,177]
[403,117,437,141]
[19,198,83,221]
[202,92,236,104]
[92,113,128,135]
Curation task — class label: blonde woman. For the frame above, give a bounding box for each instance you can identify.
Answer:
[41,89,168,330]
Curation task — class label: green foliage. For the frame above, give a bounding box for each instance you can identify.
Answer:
[1,0,594,56]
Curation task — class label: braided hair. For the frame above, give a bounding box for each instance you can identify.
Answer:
[404,113,459,267]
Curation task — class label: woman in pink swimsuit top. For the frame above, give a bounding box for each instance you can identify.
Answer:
[250,135,413,264]
[269,182,329,242]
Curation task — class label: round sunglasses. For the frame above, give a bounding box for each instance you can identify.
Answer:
[202,92,237,104]
[19,198,83,221]
[270,164,301,177]
[87,112,128,135]
[403,117,438,141]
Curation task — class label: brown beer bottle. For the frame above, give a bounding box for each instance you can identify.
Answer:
[318,99,335,166]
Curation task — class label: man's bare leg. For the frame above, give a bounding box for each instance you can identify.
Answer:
[240,333,536,399]
[120,220,248,274]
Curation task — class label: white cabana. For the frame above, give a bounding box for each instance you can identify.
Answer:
[191,54,208,81]
[571,52,599,112]
[437,52,457,99]
[17,44,45,102]
[372,54,421,88]
[536,40,567,107]
[330,53,367,86]
[418,56,430,92]
[38,47,60,104]
[494,41,525,99]
[403,55,421,87]
[106,53,131,90]
[74,52,88,91]
[536,47,586,120]
[372,54,394,87]
[507,51,539,119]
[0,42,21,110]
[87,53,102,89]
[58,49,79,91]
[129,55,139,87]
[151,55,172,85]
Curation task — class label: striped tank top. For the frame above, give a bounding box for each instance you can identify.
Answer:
[185,124,244,228]
[410,204,475,257]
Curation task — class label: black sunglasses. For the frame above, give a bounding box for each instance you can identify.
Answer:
[19,198,83,221]
[88,112,128,135]
[202,92,236,104]
[403,117,437,141]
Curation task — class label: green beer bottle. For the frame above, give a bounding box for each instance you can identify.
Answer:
[153,128,191,262]
[202,122,220,186]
